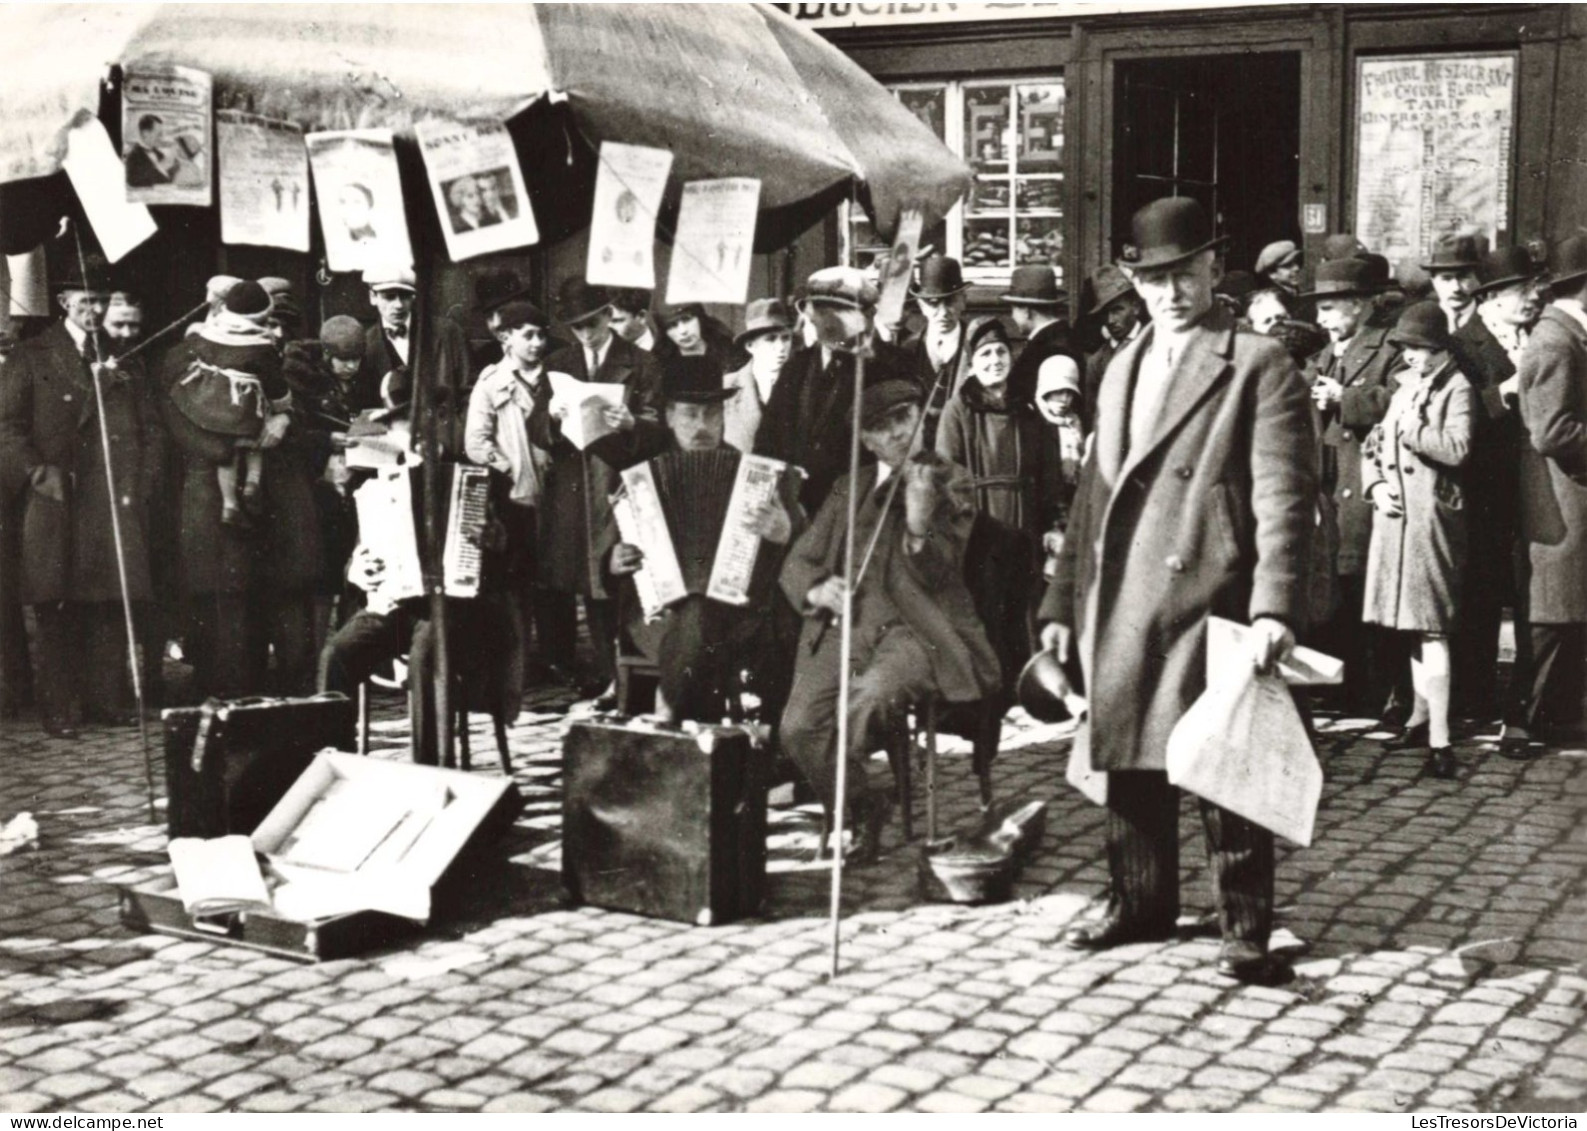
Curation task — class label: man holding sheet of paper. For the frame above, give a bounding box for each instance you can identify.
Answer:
[1040,198,1318,982]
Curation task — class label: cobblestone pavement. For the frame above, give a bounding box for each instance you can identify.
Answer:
[2,686,1586,1114]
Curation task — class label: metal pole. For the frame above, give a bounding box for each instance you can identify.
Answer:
[828,350,864,981]
[73,229,155,822]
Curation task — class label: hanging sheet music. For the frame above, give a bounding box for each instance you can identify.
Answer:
[122,64,212,206]
[217,111,310,251]
[416,118,539,261]
[587,142,672,289]
[707,454,791,605]
[612,487,670,621]
[665,177,760,305]
[351,467,425,605]
[876,208,925,330]
[306,129,413,274]
[63,119,157,263]
[615,464,689,614]
[442,465,490,598]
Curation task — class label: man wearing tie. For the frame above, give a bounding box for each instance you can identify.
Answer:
[1042,198,1318,982]
[356,263,417,412]
[899,256,972,448]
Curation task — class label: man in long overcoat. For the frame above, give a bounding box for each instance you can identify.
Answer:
[533,279,662,698]
[0,262,159,736]
[1042,198,1318,981]
[1302,257,1401,715]
[1511,236,1587,748]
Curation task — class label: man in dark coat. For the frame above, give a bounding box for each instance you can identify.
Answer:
[1510,236,1587,750]
[533,279,662,699]
[780,373,1000,865]
[755,271,905,515]
[1003,264,1076,418]
[0,262,160,736]
[1042,198,1318,982]
[1080,264,1145,425]
[1302,257,1402,715]
[899,256,971,448]
[354,263,416,413]
[1450,245,1548,726]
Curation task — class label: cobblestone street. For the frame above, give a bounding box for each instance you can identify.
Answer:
[2,690,1586,1114]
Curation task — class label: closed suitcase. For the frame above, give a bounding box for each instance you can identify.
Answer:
[562,719,766,925]
[164,693,356,839]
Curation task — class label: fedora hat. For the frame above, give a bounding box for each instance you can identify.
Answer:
[1016,651,1073,724]
[1001,265,1065,307]
[911,256,970,300]
[659,354,734,405]
[1472,245,1543,298]
[1421,233,1485,272]
[54,253,113,295]
[1550,234,1587,292]
[557,278,612,325]
[1254,240,1302,277]
[734,297,795,346]
[1086,264,1136,316]
[1302,257,1381,301]
[1118,198,1227,272]
[1388,300,1453,352]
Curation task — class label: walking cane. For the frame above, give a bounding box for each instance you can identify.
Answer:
[73,228,156,823]
[828,345,863,980]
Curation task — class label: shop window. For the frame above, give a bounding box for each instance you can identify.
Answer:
[844,77,1065,288]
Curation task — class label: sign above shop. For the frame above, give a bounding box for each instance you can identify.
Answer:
[787,1,1247,29]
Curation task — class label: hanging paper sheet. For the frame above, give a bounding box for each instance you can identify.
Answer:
[416,119,538,262]
[217,111,310,252]
[306,129,413,274]
[587,142,672,289]
[121,64,213,207]
[63,119,157,263]
[665,178,760,305]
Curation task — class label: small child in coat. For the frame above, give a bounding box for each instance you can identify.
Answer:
[1034,354,1087,578]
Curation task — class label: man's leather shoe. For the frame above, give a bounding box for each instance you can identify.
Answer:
[1498,729,1543,761]
[1385,721,1430,750]
[1423,746,1457,779]
[1216,939,1270,981]
[847,792,893,867]
[1063,914,1174,950]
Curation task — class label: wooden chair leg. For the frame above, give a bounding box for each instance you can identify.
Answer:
[926,700,939,842]
[974,703,998,810]
[456,704,471,772]
[889,724,913,843]
[357,682,370,756]
[493,712,512,774]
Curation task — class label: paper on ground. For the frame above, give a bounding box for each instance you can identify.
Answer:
[168,835,271,916]
[63,119,156,263]
[1165,665,1323,846]
[548,371,627,451]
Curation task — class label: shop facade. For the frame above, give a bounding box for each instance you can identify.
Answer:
[788,1,1587,311]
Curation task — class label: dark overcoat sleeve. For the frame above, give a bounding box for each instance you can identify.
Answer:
[1520,318,1587,482]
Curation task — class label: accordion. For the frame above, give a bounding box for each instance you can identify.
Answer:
[613,449,798,617]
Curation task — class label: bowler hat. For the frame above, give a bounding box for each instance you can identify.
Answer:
[1549,234,1587,292]
[1086,264,1136,316]
[1001,265,1066,307]
[1302,257,1381,301]
[557,278,612,325]
[859,376,924,429]
[1254,240,1302,277]
[1016,651,1072,724]
[659,354,734,404]
[1320,233,1369,262]
[1388,301,1453,352]
[1361,253,1395,292]
[1421,234,1485,272]
[474,269,529,313]
[734,298,795,346]
[1119,198,1227,272]
[54,253,113,295]
[1472,245,1542,298]
[911,256,970,300]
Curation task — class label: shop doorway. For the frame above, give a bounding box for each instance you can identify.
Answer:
[1111,53,1301,275]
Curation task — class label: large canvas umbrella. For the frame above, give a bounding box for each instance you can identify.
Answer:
[0,3,968,249]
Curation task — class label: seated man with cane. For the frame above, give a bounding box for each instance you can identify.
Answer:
[777,271,1000,864]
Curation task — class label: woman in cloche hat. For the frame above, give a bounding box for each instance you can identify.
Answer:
[1360,300,1479,780]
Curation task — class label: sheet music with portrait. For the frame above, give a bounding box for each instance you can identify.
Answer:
[616,464,688,612]
[352,468,425,604]
[612,487,666,621]
[707,454,789,606]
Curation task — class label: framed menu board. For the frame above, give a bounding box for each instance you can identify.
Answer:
[1353,53,1516,270]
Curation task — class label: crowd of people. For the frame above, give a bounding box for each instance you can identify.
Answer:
[2,197,1585,977]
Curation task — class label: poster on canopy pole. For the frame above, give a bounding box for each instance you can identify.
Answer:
[306,130,413,274]
[587,142,672,289]
[217,111,310,252]
[665,178,760,306]
[415,119,539,262]
[121,64,213,207]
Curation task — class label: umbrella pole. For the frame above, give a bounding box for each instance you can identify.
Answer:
[414,299,453,766]
[827,350,865,981]
[73,230,155,824]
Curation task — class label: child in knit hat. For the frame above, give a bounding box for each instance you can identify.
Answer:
[168,279,283,527]
[1034,354,1087,578]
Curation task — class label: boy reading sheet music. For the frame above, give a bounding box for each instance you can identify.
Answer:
[607,356,804,726]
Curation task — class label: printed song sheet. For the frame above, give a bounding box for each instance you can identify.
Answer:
[351,469,424,604]
[416,118,538,261]
[665,177,760,305]
[306,129,413,273]
[217,111,310,251]
[706,454,788,605]
[587,142,672,289]
[122,64,212,206]
[548,372,627,450]
[168,836,272,917]
[617,464,688,610]
[612,488,667,621]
